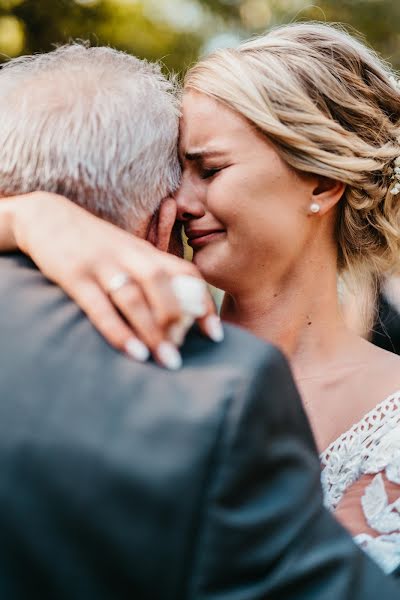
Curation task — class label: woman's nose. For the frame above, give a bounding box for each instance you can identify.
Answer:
[175,179,206,222]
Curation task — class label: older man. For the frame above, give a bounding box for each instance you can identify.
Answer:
[0,44,399,599]
[0,43,221,369]
[0,44,181,227]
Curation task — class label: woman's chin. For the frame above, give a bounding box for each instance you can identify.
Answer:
[192,248,229,290]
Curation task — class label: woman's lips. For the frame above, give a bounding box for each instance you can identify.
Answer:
[186,230,226,249]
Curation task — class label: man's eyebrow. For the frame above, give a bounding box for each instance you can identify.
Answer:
[184,149,228,161]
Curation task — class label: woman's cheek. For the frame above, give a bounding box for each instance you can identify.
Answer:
[210,169,242,203]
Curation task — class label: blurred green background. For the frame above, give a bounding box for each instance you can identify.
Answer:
[0,0,399,73]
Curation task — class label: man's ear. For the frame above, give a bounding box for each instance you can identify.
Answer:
[147,197,177,252]
[312,177,346,214]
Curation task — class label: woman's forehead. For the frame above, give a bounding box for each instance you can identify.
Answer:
[180,92,253,151]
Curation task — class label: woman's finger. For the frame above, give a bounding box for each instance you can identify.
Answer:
[96,264,182,347]
[139,267,184,331]
[71,280,150,361]
[98,260,183,337]
[197,293,224,342]
[109,281,182,370]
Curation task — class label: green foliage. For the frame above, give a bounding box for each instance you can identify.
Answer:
[0,0,399,72]
[297,1,400,68]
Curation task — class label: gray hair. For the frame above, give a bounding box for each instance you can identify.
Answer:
[0,43,181,229]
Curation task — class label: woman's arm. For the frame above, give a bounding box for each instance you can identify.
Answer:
[0,197,18,250]
[0,192,221,368]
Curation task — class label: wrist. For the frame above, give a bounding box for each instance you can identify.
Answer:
[0,196,20,251]
[12,191,55,255]
[11,193,36,254]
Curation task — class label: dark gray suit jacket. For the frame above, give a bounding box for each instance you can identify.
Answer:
[0,253,398,599]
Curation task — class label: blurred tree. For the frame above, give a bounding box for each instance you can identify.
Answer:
[0,0,203,71]
[290,0,400,68]
[197,0,400,69]
[198,0,400,68]
[0,0,399,72]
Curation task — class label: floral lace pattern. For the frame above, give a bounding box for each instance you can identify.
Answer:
[320,390,400,574]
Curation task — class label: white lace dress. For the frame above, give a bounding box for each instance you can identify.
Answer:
[320,390,400,574]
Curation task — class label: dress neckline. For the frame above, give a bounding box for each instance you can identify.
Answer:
[320,388,400,462]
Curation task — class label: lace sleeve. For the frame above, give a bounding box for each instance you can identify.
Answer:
[335,469,400,573]
[320,391,400,574]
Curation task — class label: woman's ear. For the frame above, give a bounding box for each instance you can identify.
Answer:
[312,177,346,214]
[147,197,177,252]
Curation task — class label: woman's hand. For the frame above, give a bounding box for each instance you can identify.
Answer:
[2,192,223,369]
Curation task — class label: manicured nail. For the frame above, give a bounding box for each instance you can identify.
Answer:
[168,315,194,347]
[157,342,182,371]
[205,315,224,342]
[125,337,150,362]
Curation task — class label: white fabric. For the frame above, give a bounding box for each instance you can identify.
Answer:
[320,390,400,574]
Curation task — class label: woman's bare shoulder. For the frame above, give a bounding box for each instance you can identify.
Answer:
[362,339,400,399]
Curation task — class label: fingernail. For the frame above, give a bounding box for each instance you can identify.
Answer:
[125,337,150,362]
[168,315,194,347]
[157,342,182,371]
[205,315,224,342]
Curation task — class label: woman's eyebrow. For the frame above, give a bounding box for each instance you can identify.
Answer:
[184,149,228,161]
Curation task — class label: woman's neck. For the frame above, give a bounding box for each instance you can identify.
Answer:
[221,257,356,380]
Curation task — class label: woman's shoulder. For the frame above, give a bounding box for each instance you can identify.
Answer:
[321,345,400,575]
[364,340,400,397]
[321,341,400,510]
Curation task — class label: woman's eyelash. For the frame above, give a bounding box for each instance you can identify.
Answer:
[200,167,222,180]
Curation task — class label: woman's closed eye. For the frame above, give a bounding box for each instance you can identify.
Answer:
[200,165,227,180]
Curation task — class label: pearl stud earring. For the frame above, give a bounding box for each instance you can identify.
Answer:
[309,202,321,214]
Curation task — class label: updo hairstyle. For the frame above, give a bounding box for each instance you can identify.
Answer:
[185,22,400,311]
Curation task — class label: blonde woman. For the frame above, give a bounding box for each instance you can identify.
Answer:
[1,23,400,573]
